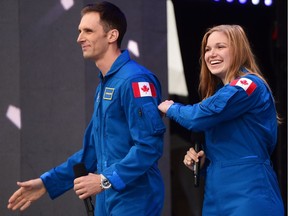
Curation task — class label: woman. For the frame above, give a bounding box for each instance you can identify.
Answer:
[158,25,284,215]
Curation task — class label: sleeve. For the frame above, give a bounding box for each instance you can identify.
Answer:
[166,76,263,131]
[102,74,166,191]
[40,119,97,199]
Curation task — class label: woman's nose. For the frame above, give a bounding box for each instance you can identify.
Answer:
[209,48,216,56]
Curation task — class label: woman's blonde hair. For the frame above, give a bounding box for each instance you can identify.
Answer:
[198,24,267,99]
[198,24,282,123]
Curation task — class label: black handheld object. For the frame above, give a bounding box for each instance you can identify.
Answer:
[193,143,201,187]
[73,163,95,216]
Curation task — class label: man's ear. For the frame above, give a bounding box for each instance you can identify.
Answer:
[108,29,119,44]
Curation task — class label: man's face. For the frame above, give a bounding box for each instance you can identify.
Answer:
[77,12,109,60]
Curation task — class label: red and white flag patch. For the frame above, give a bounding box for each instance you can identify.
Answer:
[132,82,157,98]
[230,78,257,96]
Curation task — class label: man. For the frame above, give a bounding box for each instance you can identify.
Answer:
[7,2,166,215]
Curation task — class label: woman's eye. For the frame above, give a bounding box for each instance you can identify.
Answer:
[217,44,227,49]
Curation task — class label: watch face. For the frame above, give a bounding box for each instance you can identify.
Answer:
[102,178,111,189]
[103,179,110,186]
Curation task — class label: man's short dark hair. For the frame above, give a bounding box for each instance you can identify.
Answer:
[81,1,127,48]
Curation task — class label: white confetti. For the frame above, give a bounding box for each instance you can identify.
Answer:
[6,105,21,129]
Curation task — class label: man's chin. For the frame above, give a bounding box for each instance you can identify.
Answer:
[82,54,92,59]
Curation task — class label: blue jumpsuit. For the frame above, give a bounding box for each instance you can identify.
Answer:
[40,50,166,215]
[166,74,284,215]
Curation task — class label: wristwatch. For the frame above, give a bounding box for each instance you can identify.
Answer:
[100,174,112,190]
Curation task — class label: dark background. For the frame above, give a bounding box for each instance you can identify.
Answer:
[0,0,286,215]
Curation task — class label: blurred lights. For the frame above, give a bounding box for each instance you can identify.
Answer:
[239,0,247,4]
[264,0,273,6]
[251,0,260,5]
[213,0,273,6]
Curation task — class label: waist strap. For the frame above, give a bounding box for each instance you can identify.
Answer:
[210,158,272,168]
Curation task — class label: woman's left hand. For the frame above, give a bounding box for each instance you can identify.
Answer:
[158,100,174,114]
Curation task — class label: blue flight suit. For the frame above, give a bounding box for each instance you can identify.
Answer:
[40,50,166,215]
[166,74,284,215]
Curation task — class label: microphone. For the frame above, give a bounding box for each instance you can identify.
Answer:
[193,142,201,187]
[73,163,95,216]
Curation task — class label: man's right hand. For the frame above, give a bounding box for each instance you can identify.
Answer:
[7,178,46,211]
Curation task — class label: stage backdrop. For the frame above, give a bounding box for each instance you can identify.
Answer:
[0,0,170,215]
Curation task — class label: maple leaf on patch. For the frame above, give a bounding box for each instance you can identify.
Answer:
[141,85,150,93]
[240,80,248,85]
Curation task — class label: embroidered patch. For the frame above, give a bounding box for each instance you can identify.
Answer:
[132,82,156,98]
[103,87,114,100]
[230,78,257,96]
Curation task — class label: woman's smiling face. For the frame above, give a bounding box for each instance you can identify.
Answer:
[204,31,232,84]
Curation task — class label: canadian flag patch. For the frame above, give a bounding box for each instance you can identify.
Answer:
[230,78,257,96]
[132,82,157,98]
